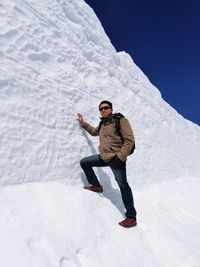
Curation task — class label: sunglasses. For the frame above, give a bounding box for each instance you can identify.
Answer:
[99,106,110,111]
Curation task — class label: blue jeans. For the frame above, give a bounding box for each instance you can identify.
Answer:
[80,154,137,219]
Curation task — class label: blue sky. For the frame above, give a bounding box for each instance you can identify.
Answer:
[85,0,200,126]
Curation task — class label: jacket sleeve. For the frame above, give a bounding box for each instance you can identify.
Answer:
[117,118,135,161]
[81,121,99,136]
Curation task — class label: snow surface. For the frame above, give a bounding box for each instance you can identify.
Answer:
[0,0,200,266]
[1,178,200,267]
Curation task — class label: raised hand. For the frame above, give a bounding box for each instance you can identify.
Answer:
[77,113,84,124]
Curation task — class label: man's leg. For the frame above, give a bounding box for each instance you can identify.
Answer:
[109,158,137,219]
[80,154,108,187]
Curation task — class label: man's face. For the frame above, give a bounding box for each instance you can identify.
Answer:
[99,104,113,118]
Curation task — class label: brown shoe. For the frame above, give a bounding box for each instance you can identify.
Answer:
[119,218,137,228]
[83,185,103,193]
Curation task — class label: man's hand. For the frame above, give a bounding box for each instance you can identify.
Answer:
[109,156,124,168]
[77,113,84,124]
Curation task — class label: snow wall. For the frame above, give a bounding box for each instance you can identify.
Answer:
[0,0,200,186]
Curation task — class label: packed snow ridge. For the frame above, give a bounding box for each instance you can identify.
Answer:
[0,0,200,266]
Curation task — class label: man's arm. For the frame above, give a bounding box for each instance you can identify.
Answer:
[117,118,135,161]
[77,113,99,136]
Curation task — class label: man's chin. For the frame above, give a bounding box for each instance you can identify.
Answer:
[102,113,112,118]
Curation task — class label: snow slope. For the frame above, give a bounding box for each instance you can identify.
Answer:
[1,178,200,267]
[0,0,200,266]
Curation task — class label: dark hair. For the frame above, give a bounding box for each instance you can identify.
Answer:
[99,100,113,110]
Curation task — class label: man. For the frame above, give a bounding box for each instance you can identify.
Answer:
[77,100,137,228]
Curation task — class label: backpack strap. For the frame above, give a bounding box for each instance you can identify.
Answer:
[113,113,124,142]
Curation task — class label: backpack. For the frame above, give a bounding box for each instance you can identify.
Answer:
[98,113,135,155]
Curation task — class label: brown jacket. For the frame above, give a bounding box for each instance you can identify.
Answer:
[81,114,135,162]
